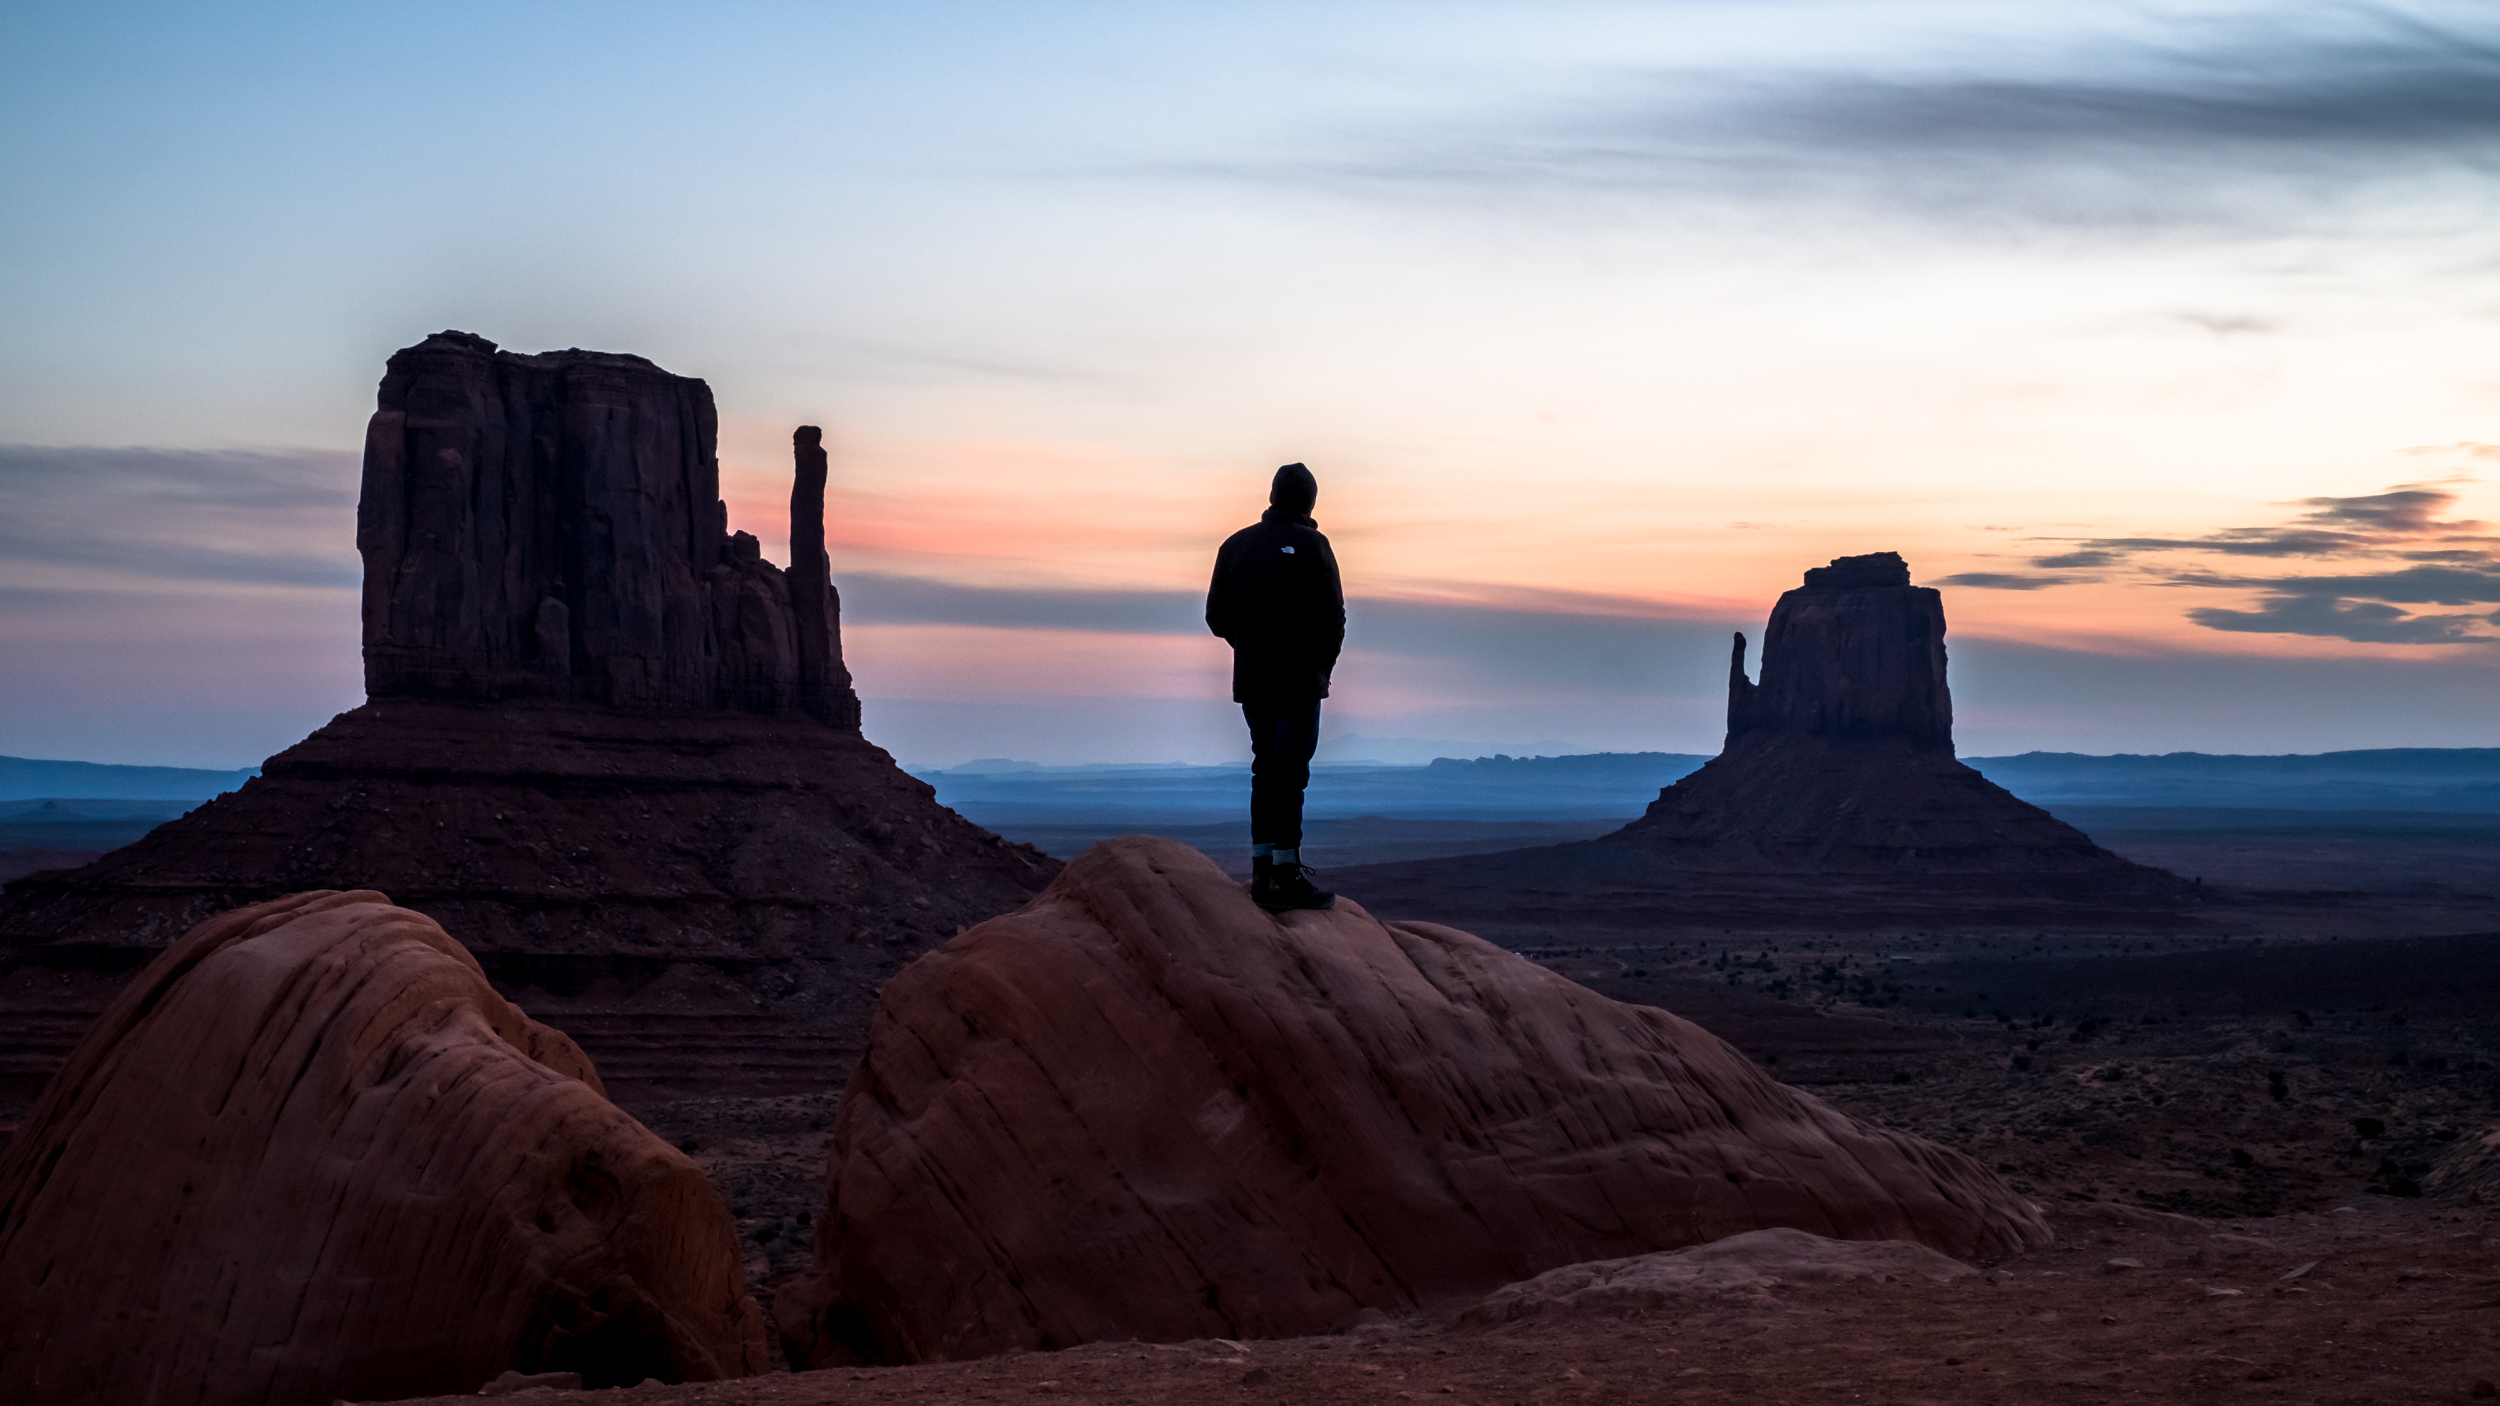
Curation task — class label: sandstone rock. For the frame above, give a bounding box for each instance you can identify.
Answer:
[476,1369,586,1395]
[784,426,855,726]
[359,331,855,723]
[1729,551,1950,745]
[774,837,2046,1366]
[1330,553,2193,929]
[1461,1227,1978,1324]
[0,891,764,1406]
[1628,552,2164,875]
[0,698,1057,1096]
[0,334,1057,1103]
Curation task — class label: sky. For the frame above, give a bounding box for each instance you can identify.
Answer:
[3,0,2497,768]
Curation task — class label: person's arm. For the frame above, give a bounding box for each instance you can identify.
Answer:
[1318,536,1346,673]
[1206,536,1240,644]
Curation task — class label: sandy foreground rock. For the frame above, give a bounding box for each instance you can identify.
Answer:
[364,1195,2500,1406]
[1459,1225,1977,1323]
[0,891,765,1406]
[776,836,2046,1366]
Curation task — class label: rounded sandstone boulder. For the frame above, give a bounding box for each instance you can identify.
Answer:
[778,836,2046,1366]
[0,890,766,1406]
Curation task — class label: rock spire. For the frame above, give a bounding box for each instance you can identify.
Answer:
[358,331,858,726]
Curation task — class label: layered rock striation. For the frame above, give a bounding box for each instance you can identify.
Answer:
[0,333,1056,1102]
[1329,553,2195,928]
[775,837,2047,1366]
[0,891,765,1406]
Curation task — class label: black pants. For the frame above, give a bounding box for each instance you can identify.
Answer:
[1243,699,1321,849]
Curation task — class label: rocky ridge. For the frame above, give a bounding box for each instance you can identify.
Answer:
[775,836,2046,1367]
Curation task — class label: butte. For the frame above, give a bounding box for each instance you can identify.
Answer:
[1333,551,2199,932]
[0,331,1057,1101]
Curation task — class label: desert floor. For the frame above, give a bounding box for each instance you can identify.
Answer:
[597,871,2498,1401]
[369,1197,2500,1404]
[14,818,2491,1403]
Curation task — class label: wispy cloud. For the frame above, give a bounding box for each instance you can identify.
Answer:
[843,572,1201,634]
[2030,549,2122,569]
[2186,592,2496,644]
[1185,7,2500,239]
[1952,478,2500,645]
[1934,571,2069,591]
[0,446,361,590]
[840,570,1738,693]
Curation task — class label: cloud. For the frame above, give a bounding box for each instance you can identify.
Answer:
[2172,312,2281,336]
[2043,479,2500,645]
[1935,572,2072,590]
[1203,7,2500,239]
[839,570,1740,694]
[2074,483,2489,566]
[0,445,360,590]
[1748,26,2500,162]
[2187,594,2497,645]
[2174,563,2500,607]
[841,571,1200,634]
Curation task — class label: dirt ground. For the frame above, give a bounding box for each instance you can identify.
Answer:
[364,1198,2500,1404]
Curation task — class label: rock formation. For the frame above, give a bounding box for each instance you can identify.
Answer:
[0,333,1056,1104]
[358,332,857,720]
[773,836,2047,1366]
[1460,1227,1978,1324]
[1329,553,2196,929]
[1723,551,1951,746]
[0,890,765,1406]
[1630,551,2153,873]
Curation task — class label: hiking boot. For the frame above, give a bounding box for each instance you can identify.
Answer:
[1253,861,1336,912]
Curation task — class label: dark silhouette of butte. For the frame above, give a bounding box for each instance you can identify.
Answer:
[1334,552,2197,930]
[0,332,1056,1100]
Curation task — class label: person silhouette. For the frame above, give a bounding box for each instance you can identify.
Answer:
[1206,462,1345,911]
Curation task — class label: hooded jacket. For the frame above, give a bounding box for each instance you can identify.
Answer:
[1206,505,1345,703]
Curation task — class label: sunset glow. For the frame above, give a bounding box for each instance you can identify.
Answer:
[4,1,2495,766]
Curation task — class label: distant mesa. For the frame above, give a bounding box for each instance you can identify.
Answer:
[0,331,1057,1101]
[774,836,2045,1366]
[1329,552,2199,929]
[1633,549,2151,873]
[0,891,765,1406]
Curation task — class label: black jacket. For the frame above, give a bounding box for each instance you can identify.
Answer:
[1206,507,1345,703]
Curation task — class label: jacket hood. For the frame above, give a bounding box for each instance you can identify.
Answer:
[1269,462,1317,516]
